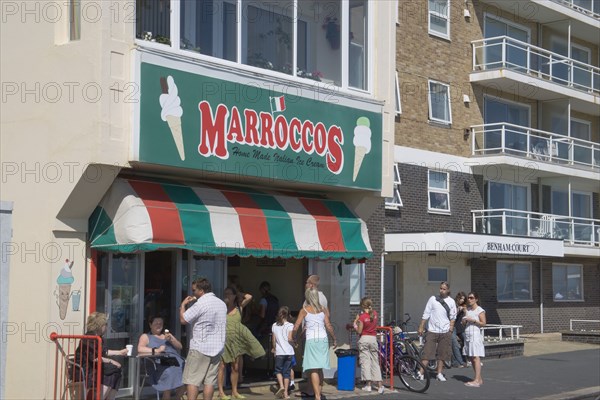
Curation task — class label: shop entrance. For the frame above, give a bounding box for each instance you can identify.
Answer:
[143,251,177,336]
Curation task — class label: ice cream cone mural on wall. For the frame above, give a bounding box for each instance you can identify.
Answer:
[352,117,372,181]
[55,259,75,320]
[160,76,185,160]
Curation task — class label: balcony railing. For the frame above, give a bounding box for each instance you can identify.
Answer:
[549,0,600,18]
[472,36,600,95]
[472,208,600,246]
[471,122,600,169]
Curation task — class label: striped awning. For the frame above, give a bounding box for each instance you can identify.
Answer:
[89,178,372,259]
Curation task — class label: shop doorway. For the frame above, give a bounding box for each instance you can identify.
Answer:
[143,251,177,335]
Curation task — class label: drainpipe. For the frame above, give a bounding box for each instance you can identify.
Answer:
[381,252,387,325]
[540,258,544,334]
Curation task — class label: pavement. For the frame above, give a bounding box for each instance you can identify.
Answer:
[149,334,600,400]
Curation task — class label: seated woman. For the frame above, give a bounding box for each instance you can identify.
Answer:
[76,312,128,400]
[137,316,186,400]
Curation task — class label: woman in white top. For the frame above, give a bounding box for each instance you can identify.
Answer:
[461,291,486,387]
[292,288,336,400]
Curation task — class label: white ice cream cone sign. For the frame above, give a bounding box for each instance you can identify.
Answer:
[352,117,372,181]
[159,76,185,160]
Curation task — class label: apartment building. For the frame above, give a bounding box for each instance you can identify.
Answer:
[0,1,396,398]
[383,0,599,334]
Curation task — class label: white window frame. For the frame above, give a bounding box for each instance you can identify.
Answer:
[427,266,448,283]
[428,80,452,125]
[134,0,374,96]
[552,263,584,302]
[496,261,533,302]
[570,117,591,140]
[428,0,450,40]
[428,170,450,214]
[395,70,402,115]
[349,262,366,305]
[483,13,531,43]
[385,163,403,209]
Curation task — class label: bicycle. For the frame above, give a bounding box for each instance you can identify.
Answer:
[378,320,430,393]
[400,313,452,371]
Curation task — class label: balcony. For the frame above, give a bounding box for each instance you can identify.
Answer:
[471,36,600,115]
[549,0,600,19]
[471,123,600,171]
[476,1,600,43]
[472,209,600,247]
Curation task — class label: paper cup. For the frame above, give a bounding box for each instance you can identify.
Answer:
[126,344,133,356]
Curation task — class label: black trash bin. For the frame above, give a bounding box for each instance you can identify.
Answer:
[335,348,359,391]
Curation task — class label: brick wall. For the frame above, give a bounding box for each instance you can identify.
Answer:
[471,257,600,334]
[385,163,484,233]
[355,200,386,322]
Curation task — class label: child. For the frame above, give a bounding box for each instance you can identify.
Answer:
[356,297,384,394]
[272,306,295,399]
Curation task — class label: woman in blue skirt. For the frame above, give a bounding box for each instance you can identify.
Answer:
[292,288,337,400]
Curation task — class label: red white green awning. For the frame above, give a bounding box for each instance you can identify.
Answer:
[89,178,372,259]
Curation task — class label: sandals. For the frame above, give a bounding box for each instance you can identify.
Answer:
[465,381,481,387]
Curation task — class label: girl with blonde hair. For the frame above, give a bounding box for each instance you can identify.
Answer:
[292,288,336,400]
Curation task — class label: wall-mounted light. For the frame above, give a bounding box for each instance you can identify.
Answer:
[463,94,471,104]
[464,8,471,19]
[464,128,471,140]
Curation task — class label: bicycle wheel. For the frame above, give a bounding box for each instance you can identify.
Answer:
[396,355,430,393]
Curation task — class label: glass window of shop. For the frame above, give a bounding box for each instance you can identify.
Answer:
[94,250,226,395]
[136,0,371,91]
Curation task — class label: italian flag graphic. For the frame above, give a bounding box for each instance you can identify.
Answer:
[270,95,286,113]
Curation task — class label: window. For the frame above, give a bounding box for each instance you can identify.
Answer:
[394,71,402,115]
[483,96,530,154]
[349,0,368,90]
[428,267,448,283]
[551,189,592,241]
[428,80,452,124]
[571,119,592,166]
[69,0,80,41]
[428,170,449,212]
[486,181,528,236]
[349,262,365,305]
[385,164,402,209]
[552,264,583,301]
[136,0,372,91]
[429,0,450,39]
[497,261,531,301]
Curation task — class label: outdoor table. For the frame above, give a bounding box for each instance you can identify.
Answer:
[130,352,162,400]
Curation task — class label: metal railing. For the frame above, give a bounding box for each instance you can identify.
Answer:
[472,35,600,95]
[481,324,523,341]
[50,332,102,400]
[471,122,600,170]
[549,0,600,18]
[569,319,600,331]
[472,208,600,246]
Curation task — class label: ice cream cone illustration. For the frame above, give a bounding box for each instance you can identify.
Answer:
[56,259,75,320]
[159,76,185,160]
[352,117,372,181]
